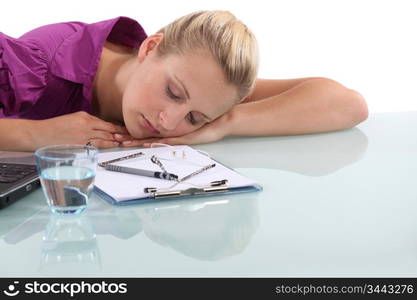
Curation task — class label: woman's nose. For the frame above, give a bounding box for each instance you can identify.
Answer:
[158,106,189,131]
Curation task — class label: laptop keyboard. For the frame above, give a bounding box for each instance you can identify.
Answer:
[0,163,38,183]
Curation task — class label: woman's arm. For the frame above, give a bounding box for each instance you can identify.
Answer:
[0,112,136,151]
[225,77,368,136]
[243,77,324,103]
[136,77,368,147]
[0,119,38,151]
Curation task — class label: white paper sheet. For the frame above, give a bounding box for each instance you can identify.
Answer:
[94,146,258,202]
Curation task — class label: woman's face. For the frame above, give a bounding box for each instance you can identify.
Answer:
[122,35,238,139]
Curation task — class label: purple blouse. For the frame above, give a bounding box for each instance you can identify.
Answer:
[0,17,147,119]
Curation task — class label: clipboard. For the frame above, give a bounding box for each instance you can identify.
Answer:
[93,145,262,206]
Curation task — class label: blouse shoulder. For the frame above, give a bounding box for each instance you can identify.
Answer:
[18,22,85,62]
[0,22,82,116]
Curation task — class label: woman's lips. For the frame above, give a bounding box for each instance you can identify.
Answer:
[142,116,160,134]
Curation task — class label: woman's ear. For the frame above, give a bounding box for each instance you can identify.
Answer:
[137,33,164,63]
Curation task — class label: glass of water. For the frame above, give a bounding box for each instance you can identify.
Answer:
[35,144,98,215]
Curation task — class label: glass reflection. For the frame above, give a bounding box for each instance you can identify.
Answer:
[40,215,100,274]
[2,193,260,262]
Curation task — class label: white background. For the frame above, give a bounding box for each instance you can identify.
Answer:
[1,0,416,113]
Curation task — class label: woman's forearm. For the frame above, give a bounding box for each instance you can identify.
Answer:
[0,119,39,151]
[224,78,368,136]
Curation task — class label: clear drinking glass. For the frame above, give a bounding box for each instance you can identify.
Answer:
[35,144,98,215]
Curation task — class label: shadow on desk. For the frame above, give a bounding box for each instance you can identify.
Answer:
[199,127,369,176]
[1,193,260,266]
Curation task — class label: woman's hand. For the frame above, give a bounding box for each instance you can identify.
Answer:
[118,113,231,147]
[35,111,139,149]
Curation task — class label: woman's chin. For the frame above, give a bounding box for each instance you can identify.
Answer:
[124,126,144,139]
[124,121,146,139]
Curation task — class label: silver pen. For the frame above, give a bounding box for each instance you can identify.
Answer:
[98,152,144,167]
[178,163,216,183]
[104,164,178,181]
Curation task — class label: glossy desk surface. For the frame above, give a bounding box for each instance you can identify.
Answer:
[1,111,417,277]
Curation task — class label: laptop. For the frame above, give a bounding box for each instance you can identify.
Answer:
[0,152,41,209]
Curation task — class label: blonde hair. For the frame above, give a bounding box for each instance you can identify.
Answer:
[156,10,259,101]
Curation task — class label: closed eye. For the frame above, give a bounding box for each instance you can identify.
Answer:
[187,112,197,125]
[166,83,206,126]
[166,86,182,101]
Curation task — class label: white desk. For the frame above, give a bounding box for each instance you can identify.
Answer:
[1,112,416,277]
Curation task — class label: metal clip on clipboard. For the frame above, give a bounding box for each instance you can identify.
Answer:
[145,180,229,199]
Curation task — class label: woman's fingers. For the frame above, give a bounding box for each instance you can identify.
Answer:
[142,137,182,147]
[87,115,135,144]
[120,138,161,147]
[88,130,117,142]
[87,139,120,149]
[84,113,188,148]
[111,124,130,134]
[113,133,138,142]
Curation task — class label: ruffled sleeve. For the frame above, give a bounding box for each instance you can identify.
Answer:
[0,32,48,117]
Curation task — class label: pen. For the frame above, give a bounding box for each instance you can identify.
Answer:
[104,164,178,181]
[98,151,144,167]
[178,163,216,183]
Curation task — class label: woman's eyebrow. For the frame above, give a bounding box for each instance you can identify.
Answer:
[173,75,190,100]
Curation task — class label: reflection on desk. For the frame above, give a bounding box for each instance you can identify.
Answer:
[2,207,142,244]
[2,194,260,266]
[136,195,259,261]
[197,127,368,176]
[3,113,417,277]
[40,215,100,275]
